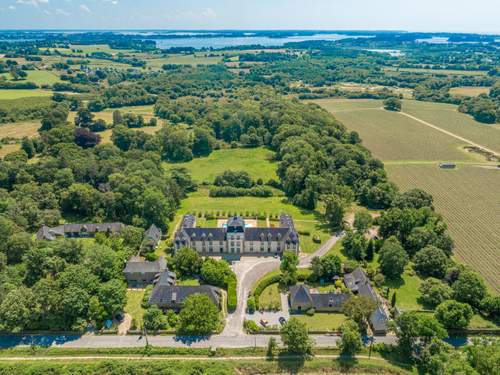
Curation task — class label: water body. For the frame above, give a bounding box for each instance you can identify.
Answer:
[154,33,372,49]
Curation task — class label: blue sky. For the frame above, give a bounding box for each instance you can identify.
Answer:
[0,0,498,33]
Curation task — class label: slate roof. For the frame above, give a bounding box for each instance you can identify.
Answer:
[182,228,226,241]
[289,284,314,306]
[344,267,390,333]
[124,256,167,274]
[181,214,196,228]
[36,222,125,241]
[311,293,351,309]
[143,224,162,248]
[148,284,221,307]
[244,227,292,242]
[227,216,245,228]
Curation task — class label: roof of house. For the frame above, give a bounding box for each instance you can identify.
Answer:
[145,224,162,240]
[311,292,351,309]
[181,228,226,242]
[181,215,196,228]
[124,256,167,275]
[157,269,177,286]
[371,306,390,332]
[289,284,314,306]
[227,216,245,228]
[37,222,126,241]
[244,227,294,242]
[148,285,221,307]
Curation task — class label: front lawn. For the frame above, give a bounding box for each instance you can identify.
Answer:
[124,290,145,327]
[258,283,281,311]
[294,312,347,332]
[379,271,424,311]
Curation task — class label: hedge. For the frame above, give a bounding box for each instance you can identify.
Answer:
[253,273,282,310]
[209,186,273,198]
[226,278,237,312]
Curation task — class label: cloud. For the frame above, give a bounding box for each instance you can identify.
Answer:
[79,4,91,13]
[16,0,49,6]
[8,5,16,10]
[202,8,217,19]
[55,8,70,16]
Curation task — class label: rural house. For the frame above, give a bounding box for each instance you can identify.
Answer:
[289,284,350,312]
[174,214,299,255]
[123,256,173,288]
[36,222,126,241]
[141,224,163,251]
[344,267,390,335]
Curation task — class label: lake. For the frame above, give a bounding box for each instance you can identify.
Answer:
[154,33,372,49]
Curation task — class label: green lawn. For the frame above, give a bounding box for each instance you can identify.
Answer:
[0,70,61,86]
[379,270,424,311]
[177,278,200,286]
[124,290,145,326]
[258,283,281,310]
[0,89,53,100]
[165,147,278,184]
[294,313,347,332]
[469,314,500,329]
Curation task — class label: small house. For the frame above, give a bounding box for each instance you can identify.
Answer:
[123,256,171,288]
[142,224,163,251]
[289,284,350,313]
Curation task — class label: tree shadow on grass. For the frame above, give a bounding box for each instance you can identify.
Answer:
[276,352,306,374]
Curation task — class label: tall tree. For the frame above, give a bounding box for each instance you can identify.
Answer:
[280,317,314,356]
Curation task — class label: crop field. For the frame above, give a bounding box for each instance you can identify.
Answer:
[384,67,487,76]
[0,70,61,86]
[146,54,223,68]
[315,98,500,292]
[312,99,478,162]
[165,147,278,183]
[387,164,500,292]
[0,121,40,139]
[0,143,21,158]
[449,86,491,97]
[0,89,53,100]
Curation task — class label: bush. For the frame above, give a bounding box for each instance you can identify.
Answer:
[298,230,311,236]
[141,285,153,309]
[305,308,315,316]
[247,296,256,313]
[243,319,260,333]
[227,278,237,312]
[312,234,321,243]
[209,185,273,198]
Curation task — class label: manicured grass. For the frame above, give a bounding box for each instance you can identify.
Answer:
[165,147,278,183]
[177,278,200,286]
[294,312,347,332]
[0,89,53,100]
[0,70,61,86]
[0,121,40,138]
[449,86,491,97]
[258,283,281,310]
[468,314,500,329]
[387,164,500,292]
[124,290,145,325]
[379,271,424,311]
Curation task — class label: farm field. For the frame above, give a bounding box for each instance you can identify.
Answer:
[0,121,40,139]
[0,70,61,86]
[449,86,491,97]
[146,53,223,68]
[384,67,487,76]
[165,147,278,183]
[0,143,20,158]
[312,99,478,162]
[0,89,53,100]
[315,98,500,292]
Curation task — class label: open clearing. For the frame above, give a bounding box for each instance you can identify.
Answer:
[0,89,53,100]
[384,67,487,76]
[0,121,40,139]
[165,147,278,183]
[146,54,223,68]
[314,98,500,292]
[449,86,491,97]
[0,70,61,86]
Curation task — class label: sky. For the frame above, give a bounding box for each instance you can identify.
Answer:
[0,0,499,33]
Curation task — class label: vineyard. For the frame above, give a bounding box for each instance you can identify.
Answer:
[315,98,500,292]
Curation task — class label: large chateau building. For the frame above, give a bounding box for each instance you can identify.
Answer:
[174,214,299,255]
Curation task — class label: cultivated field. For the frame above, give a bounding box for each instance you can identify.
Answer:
[0,89,53,100]
[384,67,487,76]
[314,98,500,292]
[0,121,40,138]
[449,86,491,97]
[146,53,223,68]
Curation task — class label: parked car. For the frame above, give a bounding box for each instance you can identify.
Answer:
[279,317,287,326]
[260,319,268,327]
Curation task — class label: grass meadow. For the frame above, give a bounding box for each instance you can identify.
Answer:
[384,67,487,76]
[314,98,500,292]
[449,86,491,97]
[0,70,61,86]
[0,89,53,100]
[146,53,223,69]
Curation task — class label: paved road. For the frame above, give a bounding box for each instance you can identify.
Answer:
[299,234,344,268]
[222,257,280,336]
[0,333,396,349]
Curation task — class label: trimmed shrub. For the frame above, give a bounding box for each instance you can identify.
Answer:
[243,319,259,333]
[227,278,237,312]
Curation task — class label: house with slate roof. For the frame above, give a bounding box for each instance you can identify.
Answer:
[289,284,350,312]
[174,214,299,256]
[123,256,173,288]
[344,267,391,335]
[141,224,162,251]
[148,276,221,311]
[36,222,125,241]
